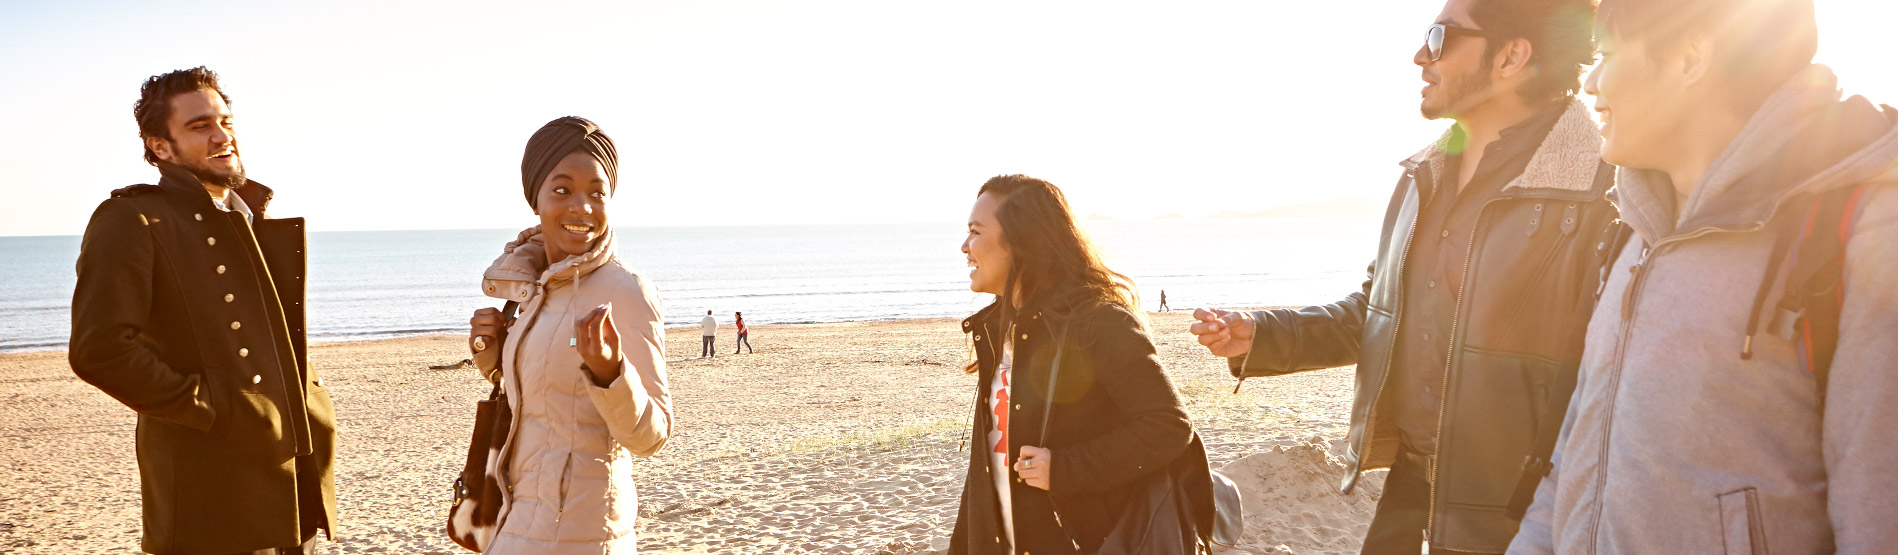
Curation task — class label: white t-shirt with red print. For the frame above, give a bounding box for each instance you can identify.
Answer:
[987,340,1017,549]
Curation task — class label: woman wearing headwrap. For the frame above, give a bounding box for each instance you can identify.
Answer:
[464,116,672,554]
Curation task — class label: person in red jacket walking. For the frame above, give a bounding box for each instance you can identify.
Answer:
[733,312,753,354]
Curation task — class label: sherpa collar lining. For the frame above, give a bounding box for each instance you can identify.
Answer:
[1404,98,1604,197]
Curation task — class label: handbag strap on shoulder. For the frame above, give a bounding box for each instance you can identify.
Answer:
[486,300,522,391]
[1037,322,1072,445]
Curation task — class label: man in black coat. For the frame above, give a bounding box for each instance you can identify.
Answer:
[1190,1,1616,553]
[69,67,336,555]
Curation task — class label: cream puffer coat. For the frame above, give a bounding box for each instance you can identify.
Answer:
[475,226,672,554]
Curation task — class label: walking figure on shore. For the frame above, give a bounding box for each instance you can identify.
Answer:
[700,310,718,358]
[734,312,753,354]
[1159,290,1169,312]
[69,66,337,555]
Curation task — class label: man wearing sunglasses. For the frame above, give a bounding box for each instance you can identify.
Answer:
[1189,0,1613,553]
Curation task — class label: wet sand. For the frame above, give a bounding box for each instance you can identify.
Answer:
[0,311,1381,554]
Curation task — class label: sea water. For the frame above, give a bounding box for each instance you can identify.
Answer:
[0,219,1378,352]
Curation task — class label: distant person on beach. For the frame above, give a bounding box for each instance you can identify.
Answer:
[1190,0,1617,552]
[701,310,718,358]
[951,175,1216,553]
[68,66,337,554]
[1159,290,1169,312]
[733,312,753,354]
[1508,1,1898,553]
[464,116,672,553]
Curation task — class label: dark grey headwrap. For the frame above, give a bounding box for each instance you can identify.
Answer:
[521,116,618,209]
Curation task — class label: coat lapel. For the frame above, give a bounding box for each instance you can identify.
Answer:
[1403,98,1605,198]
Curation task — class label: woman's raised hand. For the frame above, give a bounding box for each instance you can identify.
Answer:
[575,303,625,387]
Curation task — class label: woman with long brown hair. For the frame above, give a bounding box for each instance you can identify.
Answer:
[949,174,1213,554]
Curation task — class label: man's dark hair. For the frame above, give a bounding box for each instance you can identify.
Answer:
[1599,0,1817,113]
[133,66,231,166]
[1470,0,1600,104]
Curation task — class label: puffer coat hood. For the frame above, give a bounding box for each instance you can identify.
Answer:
[478,225,673,554]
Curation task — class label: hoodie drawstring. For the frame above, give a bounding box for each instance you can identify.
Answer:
[1741,200,1823,359]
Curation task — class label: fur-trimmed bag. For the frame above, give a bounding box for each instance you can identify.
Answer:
[447,300,518,552]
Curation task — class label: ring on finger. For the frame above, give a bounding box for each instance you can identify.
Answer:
[472,336,488,352]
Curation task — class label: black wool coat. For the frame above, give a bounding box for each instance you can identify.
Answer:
[69,163,336,555]
[949,298,1212,554]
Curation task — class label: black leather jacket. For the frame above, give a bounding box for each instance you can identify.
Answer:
[952,297,1212,554]
[1227,99,1619,552]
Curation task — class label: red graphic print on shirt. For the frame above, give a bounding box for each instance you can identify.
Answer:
[992,366,1010,455]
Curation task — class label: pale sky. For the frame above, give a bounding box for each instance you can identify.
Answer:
[2,0,1895,237]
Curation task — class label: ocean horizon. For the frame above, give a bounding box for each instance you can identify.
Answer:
[0,218,1378,353]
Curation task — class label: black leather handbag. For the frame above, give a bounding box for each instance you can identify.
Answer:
[447,300,518,552]
[1037,325,1244,554]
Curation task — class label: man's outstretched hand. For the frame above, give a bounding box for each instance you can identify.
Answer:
[1189,308,1256,358]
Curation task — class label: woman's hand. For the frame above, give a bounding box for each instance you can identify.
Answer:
[1014,445,1052,490]
[469,307,504,354]
[575,303,624,387]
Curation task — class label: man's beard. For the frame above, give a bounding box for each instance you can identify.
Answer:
[185,159,247,190]
[1421,64,1495,120]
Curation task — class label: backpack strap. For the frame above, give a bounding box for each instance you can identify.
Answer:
[1757,182,1874,409]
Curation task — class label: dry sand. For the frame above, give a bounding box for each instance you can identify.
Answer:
[0,311,1382,554]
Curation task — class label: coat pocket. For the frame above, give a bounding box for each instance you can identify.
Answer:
[1718,488,1769,555]
[1439,349,1557,508]
[230,391,286,454]
[555,452,574,522]
[205,365,284,451]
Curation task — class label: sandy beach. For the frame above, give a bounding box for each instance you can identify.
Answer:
[0,311,1383,554]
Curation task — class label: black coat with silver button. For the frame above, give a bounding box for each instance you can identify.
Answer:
[69,162,336,555]
[949,297,1212,554]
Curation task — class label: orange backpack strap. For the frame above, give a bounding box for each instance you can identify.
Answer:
[1758,182,1875,408]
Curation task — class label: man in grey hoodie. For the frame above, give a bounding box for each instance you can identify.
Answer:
[1508,0,1898,553]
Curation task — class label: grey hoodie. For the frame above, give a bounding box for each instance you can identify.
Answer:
[1509,65,1898,554]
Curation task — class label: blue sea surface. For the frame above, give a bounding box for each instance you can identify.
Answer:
[0,219,1377,352]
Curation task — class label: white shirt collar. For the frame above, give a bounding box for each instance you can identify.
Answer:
[211,189,255,226]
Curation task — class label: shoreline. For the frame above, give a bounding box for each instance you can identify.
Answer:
[0,318,965,355]
[0,308,1274,355]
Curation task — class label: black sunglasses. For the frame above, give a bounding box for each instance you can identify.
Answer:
[1425,23,1495,62]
